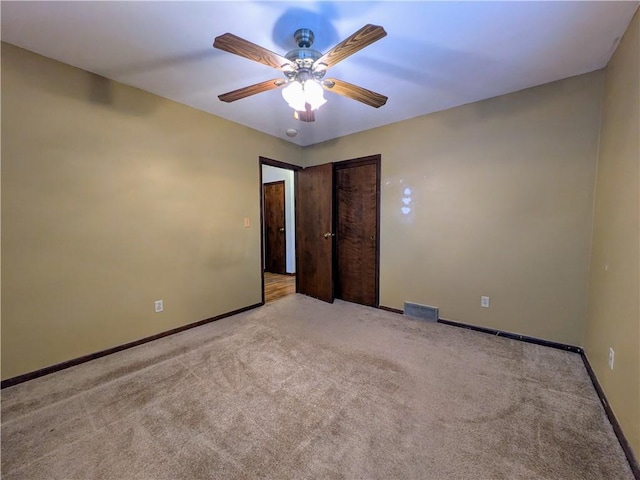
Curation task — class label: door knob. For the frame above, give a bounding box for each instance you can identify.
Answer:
[370,234,376,241]
[279,227,285,233]
[324,232,335,238]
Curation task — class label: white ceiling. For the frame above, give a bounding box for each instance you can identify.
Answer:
[2,1,638,147]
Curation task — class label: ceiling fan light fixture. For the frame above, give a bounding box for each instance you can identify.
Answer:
[282,81,306,111]
[303,79,326,110]
[213,24,388,121]
[282,79,326,112]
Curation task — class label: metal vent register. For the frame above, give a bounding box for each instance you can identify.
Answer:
[404,302,439,322]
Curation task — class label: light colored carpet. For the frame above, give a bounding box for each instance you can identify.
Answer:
[1,294,633,479]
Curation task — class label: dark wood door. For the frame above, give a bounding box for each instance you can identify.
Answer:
[295,163,334,303]
[263,181,286,274]
[335,157,380,307]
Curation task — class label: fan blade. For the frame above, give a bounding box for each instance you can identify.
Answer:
[219,79,286,103]
[313,24,386,70]
[322,78,387,108]
[214,33,296,71]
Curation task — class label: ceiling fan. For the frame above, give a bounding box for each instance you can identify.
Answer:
[213,24,388,122]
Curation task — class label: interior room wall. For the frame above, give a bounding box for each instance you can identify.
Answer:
[3,11,637,461]
[262,165,296,273]
[1,43,302,380]
[303,71,604,347]
[585,9,639,458]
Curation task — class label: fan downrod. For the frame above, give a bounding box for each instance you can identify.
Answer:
[294,28,314,48]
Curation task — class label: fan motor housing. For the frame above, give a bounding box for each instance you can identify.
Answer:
[284,29,326,79]
[285,48,322,67]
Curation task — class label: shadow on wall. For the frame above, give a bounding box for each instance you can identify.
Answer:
[9,47,159,117]
[86,73,158,117]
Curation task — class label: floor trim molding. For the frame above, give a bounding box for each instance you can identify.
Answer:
[379,307,581,352]
[1,302,264,389]
[580,352,640,479]
[436,317,582,353]
[378,305,404,315]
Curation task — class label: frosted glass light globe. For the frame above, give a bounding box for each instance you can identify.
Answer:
[304,80,326,110]
[282,81,306,111]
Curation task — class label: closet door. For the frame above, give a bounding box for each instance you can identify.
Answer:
[335,156,380,307]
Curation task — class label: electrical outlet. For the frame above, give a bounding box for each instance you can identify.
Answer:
[608,347,615,370]
[243,217,251,228]
[481,296,490,308]
[154,300,163,313]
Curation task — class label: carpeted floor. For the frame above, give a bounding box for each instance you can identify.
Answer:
[1,294,633,479]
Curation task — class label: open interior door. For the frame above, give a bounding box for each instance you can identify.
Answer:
[295,163,334,303]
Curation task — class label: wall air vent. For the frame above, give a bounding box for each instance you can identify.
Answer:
[404,302,439,322]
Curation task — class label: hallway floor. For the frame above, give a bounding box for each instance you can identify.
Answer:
[264,272,295,303]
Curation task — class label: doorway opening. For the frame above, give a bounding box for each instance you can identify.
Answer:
[260,157,301,304]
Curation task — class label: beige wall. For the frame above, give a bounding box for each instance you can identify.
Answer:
[304,72,604,346]
[1,43,302,379]
[585,9,640,458]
